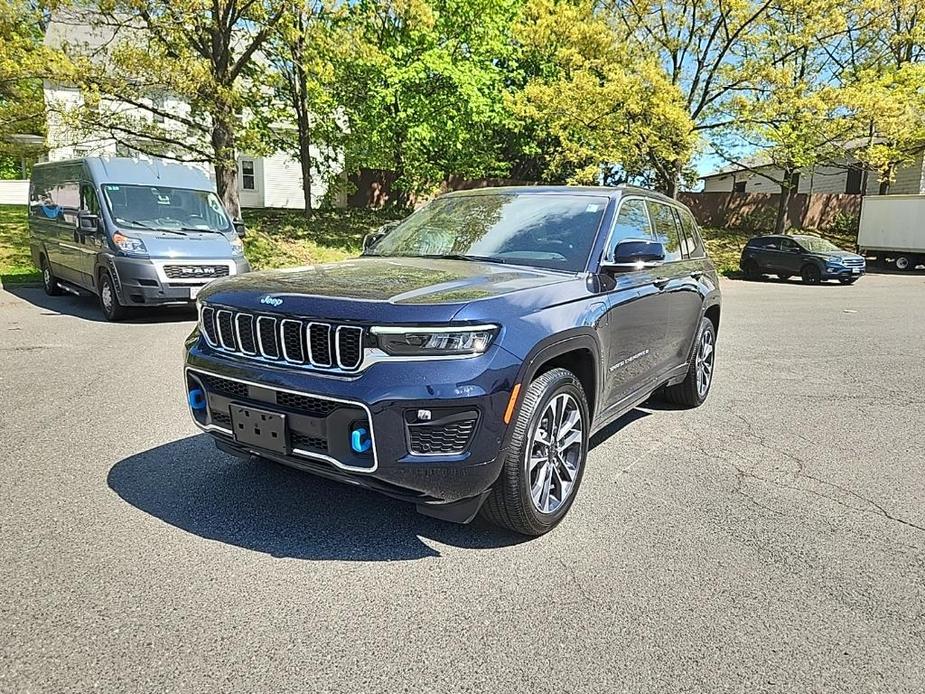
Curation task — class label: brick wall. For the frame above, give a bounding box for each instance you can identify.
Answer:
[679,192,862,231]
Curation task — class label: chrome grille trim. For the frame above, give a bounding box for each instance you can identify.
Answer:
[256,316,280,360]
[199,305,365,373]
[216,310,236,350]
[234,313,257,355]
[280,319,306,364]
[307,322,333,368]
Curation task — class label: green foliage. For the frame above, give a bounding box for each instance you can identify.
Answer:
[0,204,40,285]
[511,0,694,185]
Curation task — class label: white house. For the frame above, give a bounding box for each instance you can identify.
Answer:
[701,151,925,196]
[41,12,343,210]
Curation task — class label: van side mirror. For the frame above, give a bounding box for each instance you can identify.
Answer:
[601,239,666,272]
[78,212,100,233]
[233,219,247,238]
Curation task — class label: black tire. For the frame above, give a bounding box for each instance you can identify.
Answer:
[839,276,858,285]
[742,260,761,280]
[777,273,792,281]
[895,255,913,271]
[801,264,822,284]
[661,316,717,408]
[480,368,589,536]
[40,255,62,296]
[98,270,128,321]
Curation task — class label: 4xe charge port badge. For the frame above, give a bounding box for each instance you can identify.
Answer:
[230,405,289,454]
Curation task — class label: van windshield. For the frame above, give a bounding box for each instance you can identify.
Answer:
[101,184,230,233]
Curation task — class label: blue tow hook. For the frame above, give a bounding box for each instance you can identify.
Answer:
[351,426,372,453]
[188,388,207,411]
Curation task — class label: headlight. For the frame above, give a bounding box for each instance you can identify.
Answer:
[372,325,498,357]
[229,235,245,257]
[112,232,147,256]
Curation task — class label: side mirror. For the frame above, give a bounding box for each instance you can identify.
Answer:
[233,219,247,238]
[362,220,399,253]
[78,212,100,233]
[602,239,666,272]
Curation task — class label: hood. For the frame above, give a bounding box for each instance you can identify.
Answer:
[130,230,236,260]
[199,256,579,322]
[814,250,863,261]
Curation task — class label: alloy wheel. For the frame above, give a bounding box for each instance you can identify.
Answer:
[526,393,583,515]
[101,278,113,313]
[695,328,715,398]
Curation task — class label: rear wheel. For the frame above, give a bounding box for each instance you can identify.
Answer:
[481,368,589,536]
[40,256,62,296]
[99,270,128,321]
[801,264,822,284]
[661,317,716,408]
[895,255,913,271]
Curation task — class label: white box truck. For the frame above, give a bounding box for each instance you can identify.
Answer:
[857,195,925,271]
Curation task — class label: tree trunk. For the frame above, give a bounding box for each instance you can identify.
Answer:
[774,169,796,234]
[878,164,893,195]
[665,159,683,199]
[212,106,241,219]
[297,112,313,216]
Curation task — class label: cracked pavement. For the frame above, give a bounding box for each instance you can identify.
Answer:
[1,273,924,692]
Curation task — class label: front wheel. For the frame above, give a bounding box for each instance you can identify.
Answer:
[660,316,717,408]
[801,264,822,284]
[481,368,589,536]
[99,270,128,321]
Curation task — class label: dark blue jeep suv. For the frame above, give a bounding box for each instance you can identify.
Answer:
[184,187,721,535]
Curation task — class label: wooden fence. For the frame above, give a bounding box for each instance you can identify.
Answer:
[678,192,862,232]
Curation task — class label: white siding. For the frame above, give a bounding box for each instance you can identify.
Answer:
[889,151,925,195]
[260,152,303,209]
[0,180,28,205]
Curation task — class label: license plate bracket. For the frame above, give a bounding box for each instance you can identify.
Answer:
[229,404,289,454]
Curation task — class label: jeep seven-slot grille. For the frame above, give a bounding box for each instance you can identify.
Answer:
[199,305,364,372]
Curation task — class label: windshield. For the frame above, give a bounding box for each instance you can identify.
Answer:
[102,184,231,232]
[796,236,841,253]
[368,193,609,272]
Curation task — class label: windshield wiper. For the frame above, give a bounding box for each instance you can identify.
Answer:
[419,254,508,265]
[177,226,224,234]
[119,219,187,235]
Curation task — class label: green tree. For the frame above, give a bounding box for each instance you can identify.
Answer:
[511,0,694,187]
[57,0,285,216]
[335,0,521,205]
[717,0,850,233]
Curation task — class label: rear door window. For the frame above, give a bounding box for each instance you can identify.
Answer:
[646,201,683,262]
[676,209,705,259]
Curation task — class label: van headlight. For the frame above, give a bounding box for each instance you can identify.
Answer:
[229,235,245,257]
[372,325,498,356]
[112,232,147,256]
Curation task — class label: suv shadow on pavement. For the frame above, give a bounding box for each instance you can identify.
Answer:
[107,433,530,561]
[5,285,197,324]
[108,409,651,560]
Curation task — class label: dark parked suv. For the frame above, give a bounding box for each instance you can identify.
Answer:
[740,234,865,284]
[184,187,721,535]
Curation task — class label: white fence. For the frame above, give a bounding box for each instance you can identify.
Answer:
[0,180,28,205]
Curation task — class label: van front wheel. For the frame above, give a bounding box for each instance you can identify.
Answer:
[99,270,128,321]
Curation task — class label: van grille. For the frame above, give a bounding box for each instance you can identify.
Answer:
[199,305,364,372]
[164,264,230,279]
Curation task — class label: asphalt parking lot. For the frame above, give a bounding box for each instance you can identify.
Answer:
[1,272,924,693]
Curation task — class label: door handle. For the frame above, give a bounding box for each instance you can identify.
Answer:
[653,276,671,289]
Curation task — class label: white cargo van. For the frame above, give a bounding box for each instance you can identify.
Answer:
[857,195,925,271]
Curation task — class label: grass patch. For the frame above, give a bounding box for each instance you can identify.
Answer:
[700,227,858,277]
[0,205,40,285]
[241,207,406,270]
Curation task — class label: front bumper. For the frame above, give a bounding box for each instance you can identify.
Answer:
[822,266,865,280]
[184,335,521,510]
[112,256,250,305]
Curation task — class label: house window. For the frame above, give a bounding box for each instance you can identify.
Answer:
[240,160,255,190]
[846,167,863,194]
[733,181,746,193]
